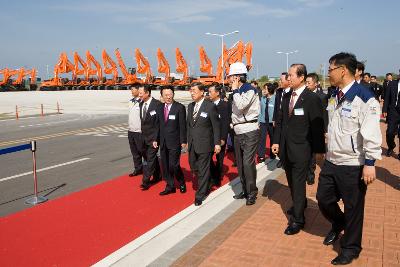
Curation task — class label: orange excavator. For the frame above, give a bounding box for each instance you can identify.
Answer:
[86,50,103,88]
[41,52,74,89]
[199,46,213,76]
[73,51,89,88]
[244,42,253,71]
[12,68,37,89]
[135,48,153,83]
[102,49,118,87]
[156,48,170,85]
[115,48,137,85]
[0,68,13,86]
[0,68,37,90]
[175,48,189,85]
[214,45,229,83]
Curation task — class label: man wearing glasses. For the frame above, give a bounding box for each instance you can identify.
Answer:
[317,52,382,265]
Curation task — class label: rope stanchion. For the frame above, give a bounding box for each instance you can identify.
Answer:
[57,102,60,114]
[25,141,48,205]
[16,105,19,120]
[0,141,48,205]
[41,104,44,117]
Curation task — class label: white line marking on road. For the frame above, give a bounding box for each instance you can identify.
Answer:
[19,118,81,128]
[0,157,91,183]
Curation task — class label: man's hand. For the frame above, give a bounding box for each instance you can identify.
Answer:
[232,76,240,90]
[221,140,226,146]
[181,143,187,149]
[315,153,325,164]
[382,112,387,118]
[362,165,376,185]
[152,141,158,149]
[214,145,221,154]
[271,144,279,155]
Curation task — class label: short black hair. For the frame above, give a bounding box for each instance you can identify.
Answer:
[160,85,174,95]
[251,80,258,86]
[209,83,222,94]
[356,61,365,73]
[306,72,319,83]
[363,72,371,78]
[281,72,289,80]
[130,82,141,89]
[371,75,377,79]
[386,73,393,77]
[329,52,357,75]
[141,84,151,95]
[190,82,205,91]
[266,83,276,95]
[290,63,307,79]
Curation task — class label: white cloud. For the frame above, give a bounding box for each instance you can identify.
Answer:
[294,0,334,8]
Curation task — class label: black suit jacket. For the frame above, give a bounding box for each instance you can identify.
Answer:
[382,80,391,101]
[140,98,161,145]
[273,88,325,164]
[187,99,221,154]
[215,100,230,143]
[383,80,400,114]
[313,88,329,132]
[158,101,187,150]
[273,88,284,122]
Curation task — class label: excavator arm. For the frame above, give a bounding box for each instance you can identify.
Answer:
[115,49,137,84]
[175,48,188,84]
[73,51,88,83]
[244,42,253,71]
[199,46,213,76]
[135,48,152,83]
[86,50,103,84]
[0,68,10,86]
[215,45,229,83]
[102,49,118,84]
[157,48,170,84]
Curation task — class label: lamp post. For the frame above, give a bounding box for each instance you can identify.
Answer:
[205,30,239,85]
[276,50,299,71]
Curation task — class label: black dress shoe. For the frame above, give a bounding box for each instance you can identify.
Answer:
[129,169,143,177]
[306,176,315,185]
[323,229,341,246]
[150,177,161,184]
[179,184,187,193]
[159,188,176,196]
[331,254,359,265]
[246,197,256,206]
[232,162,237,167]
[233,192,247,199]
[194,199,202,206]
[386,149,394,157]
[284,222,304,235]
[140,183,150,190]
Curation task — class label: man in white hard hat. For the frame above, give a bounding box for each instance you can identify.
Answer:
[228,62,260,205]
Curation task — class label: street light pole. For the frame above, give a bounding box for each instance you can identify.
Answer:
[206,30,239,85]
[276,50,299,71]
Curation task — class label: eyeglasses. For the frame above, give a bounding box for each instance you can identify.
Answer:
[328,66,343,73]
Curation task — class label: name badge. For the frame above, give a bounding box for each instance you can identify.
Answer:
[294,108,304,116]
[135,106,140,110]
[169,115,176,120]
[150,110,156,116]
[200,112,208,118]
[218,114,221,119]
[341,107,352,117]
[268,104,274,107]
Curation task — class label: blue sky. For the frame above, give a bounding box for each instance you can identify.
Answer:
[0,0,399,80]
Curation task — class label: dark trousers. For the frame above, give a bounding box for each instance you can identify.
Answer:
[386,109,400,152]
[234,129,260,199]
[308,153,316,180]
[142,143,161,185]
[284,160,309,225]
[128,131,144,172]
[160,145,184,190]
[210,144,226,184]
[257,122,275,159]
[189,149,212,201]
[316,160,366,256]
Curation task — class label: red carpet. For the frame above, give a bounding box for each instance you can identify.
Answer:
[0,153,237,267]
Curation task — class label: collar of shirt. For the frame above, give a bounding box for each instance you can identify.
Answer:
[143,97,152,107]
[293,85,306,96]
[213,99,220,106]
[195,97,205,108]
[340,80,355,95]
[312,89,318,93]
[284,87,291,93]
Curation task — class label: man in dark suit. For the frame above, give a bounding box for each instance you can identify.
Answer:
[370,75,383,101]
[382,73,393,104]
[272,64,325,235]
[208,83,230,187]
[157,86,187,195]
[383,78,400,160]
[187,82,221,206]
[139,85,162,190]
[305,73,329,185]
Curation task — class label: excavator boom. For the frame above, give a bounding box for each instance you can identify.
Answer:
[115,49,137,84]
[135,48,152,83]
[102,49,118,84]
[157,48,170,84]
[175,48,188,84]
[86,50,103,83]
[199,46,213,76]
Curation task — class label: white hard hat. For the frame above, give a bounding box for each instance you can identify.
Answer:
[228,62,247,76]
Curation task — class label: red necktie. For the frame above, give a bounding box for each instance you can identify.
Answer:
[164,104,169,122]
[337,90,344,102]
[289,91,297,116]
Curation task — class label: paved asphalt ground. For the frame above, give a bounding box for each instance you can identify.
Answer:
[0,113,136,217]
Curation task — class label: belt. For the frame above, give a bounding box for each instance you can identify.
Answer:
[233,119,258,126]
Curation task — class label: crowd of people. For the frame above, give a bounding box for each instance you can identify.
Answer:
[127,52,399,265]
